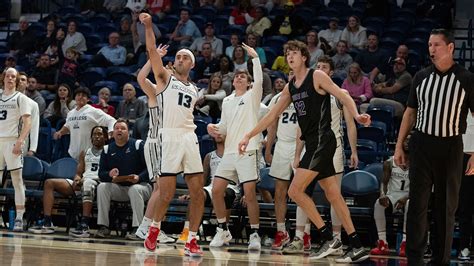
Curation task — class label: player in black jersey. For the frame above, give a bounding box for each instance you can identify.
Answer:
[239,40,371,263]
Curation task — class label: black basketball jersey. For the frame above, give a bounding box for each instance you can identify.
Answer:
[289,69,332,147]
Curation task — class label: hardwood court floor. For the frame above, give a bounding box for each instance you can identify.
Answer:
[0,230,454,266]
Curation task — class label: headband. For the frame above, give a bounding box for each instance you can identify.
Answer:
[177,49,195,64]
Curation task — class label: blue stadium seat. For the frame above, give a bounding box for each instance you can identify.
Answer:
[46,158,78,180]
[199,134,216,160]
[257,167,274,194]
[294,7,314,24]
[96,23,118,38]
[342,170,379,195]
[269,7,285,17]
[366,105,395,138]
[363,162,384,182]
[217,35,231,49]
[176,173,187,189]
[64,14,86,24]
[93,80,119,96]
[379,37,400,53]
[37,118,54,162]
[78,23,95,35]
[88,13,111,25]
[225,24,246,36]
[195,6,217,22]
[58,6,78,16]
[405,37,428,57]
[319,7,339,18]
[191,15,206,30]
[84,34,104,46]
[194,118,210,139]
[263,36,287,55]
[161,15,179,30]
[408,27,431,41]
[107,70,133,89]
[213,16,229,35]
[29,22,46,33]
[80,67,107,88]
[262,47,278,67]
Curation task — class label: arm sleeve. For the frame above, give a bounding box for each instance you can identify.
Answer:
[205,90,226,101]
[250,57,264,110]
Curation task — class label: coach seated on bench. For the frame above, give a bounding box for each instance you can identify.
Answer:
[95,119,152,239]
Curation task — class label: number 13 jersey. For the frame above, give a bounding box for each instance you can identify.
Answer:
[156,76,199,132]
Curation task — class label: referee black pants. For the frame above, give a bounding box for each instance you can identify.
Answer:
[406,132,463,266]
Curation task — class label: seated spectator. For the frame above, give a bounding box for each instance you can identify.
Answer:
[340,15,367,49]
[263,0,309,39]
[88,32,127,67]
[370,57,412,118]
[92,87,116,116]
[147,0,171,20]
[271,55,290,75]
[95,119,152,239]
[29,126,108,235]
[225,34,240,59]
[62,20,87,55]
[169,8,202,48]
[190,22,223,58]
[195,42,220,83]
[341,62,372,105]
[355,33,386,82]
[37,19,58,54]
[246,33,267,67]
[31,54,58,94]
[195,73,226,119]
[58,47,81,89]
[246,6,271,37]
[8,16,37,58]
[306,30,324,68]
[229,0,255,26]
[115,83,147,125]
[378,44,418,77]
[261,76,285,105]
[232,45,247,71]
[45,27,66,66]
[318,17,343,50]
[25,76,46,115]
[2,55,16,72]
[118,15,136,61]
[54,87,116,160]
[332,40,353,80]
[214,54,235,95]
[43,83,76,127]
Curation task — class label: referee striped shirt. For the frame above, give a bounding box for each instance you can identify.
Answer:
[407,64,474,137]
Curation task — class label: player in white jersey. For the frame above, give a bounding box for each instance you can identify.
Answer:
[54,87,116,160]
[17,72,39,157]
[0,67,33,231]
[140,13,205,256]
[371,134,411,257]
[30,126,108,235]
[207,43,264,250]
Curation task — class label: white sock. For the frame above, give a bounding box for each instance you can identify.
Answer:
[217,218,226,224]
[373,199,387,242]
[184,220,190,229]
[16,209,25,220]
[151,220,160,228]
[277,223,286,232]
[250,224,259,230]
[304,223,311,235]
[141,216,152,228]
[187,231,197,242]
[295,230,304,239]
[296,206,307,228]
[333,231,341,241]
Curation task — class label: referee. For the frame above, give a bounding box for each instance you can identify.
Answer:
[394,29,474,265]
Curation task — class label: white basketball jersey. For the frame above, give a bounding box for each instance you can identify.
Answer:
[387,156,410,194]
[0,91,32,139]
[268,92,298,143]
[83,147,101,180]
[157,76,199,131]
[330,95,343,140]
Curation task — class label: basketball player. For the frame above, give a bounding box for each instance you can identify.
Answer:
[0,67,33,231]
[284,56,359,254]
[238,40,370,262]
[16,72,39,157]
[140,13,205,257]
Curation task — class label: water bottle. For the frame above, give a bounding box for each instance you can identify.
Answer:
[9,208,15,231]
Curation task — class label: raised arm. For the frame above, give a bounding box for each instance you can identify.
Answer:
[243,43,263,108]
[139,13,170,85]
[137,60,158,107]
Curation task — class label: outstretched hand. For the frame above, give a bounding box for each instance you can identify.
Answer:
[156,44,169,58]
[242,42,258,58]
[139,13,152,26]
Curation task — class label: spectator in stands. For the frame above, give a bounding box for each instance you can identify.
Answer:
[341,62,372,105]
[118,15,136,62]
[246,33,267,67]
[190,22,223,58]
[54,86,116,160]
[29,126,108,235]
[232,45,247,71]
[58,47,81,89]
[31,54,58,94]
[229,0,255,26]
[332,40,353,80]
[271,55,290,75]
[88,32,127,67]
[355,33,386,82]
[43,83,76,127]
[370,57,412,118]
[62,20,87,55]
[246,6,271,37]
[92,87,116,116]
[95,119,151,239]
[132,10,161,67]
[147,0,171,19]
[261,76,285,105]
[305,30,324,69]
[379,44,418,77]
[263,0,309,39]
[340,15,367,50]
[169,8,202,48]
[215,54,235,95]
[115,83,147,124]
[370,134,411,257]
[25,76,46,115]
[195,42,220,83]
[318,17,343,51]
[196,73,226,119]
[45,27,66,66]
[37,19,58,54]
[2,56,16,72]
[7,16,37,58]
[225,33,240,59]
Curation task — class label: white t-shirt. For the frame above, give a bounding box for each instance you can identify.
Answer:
[218,58,263,154]
[0,91,32,139]
[65,104,116,160]
[267,92,298,143]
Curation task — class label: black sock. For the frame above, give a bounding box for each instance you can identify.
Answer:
[218,222,228,231]
[44,215,52,227]
[318,225,333,241]
[348,232,362,249]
